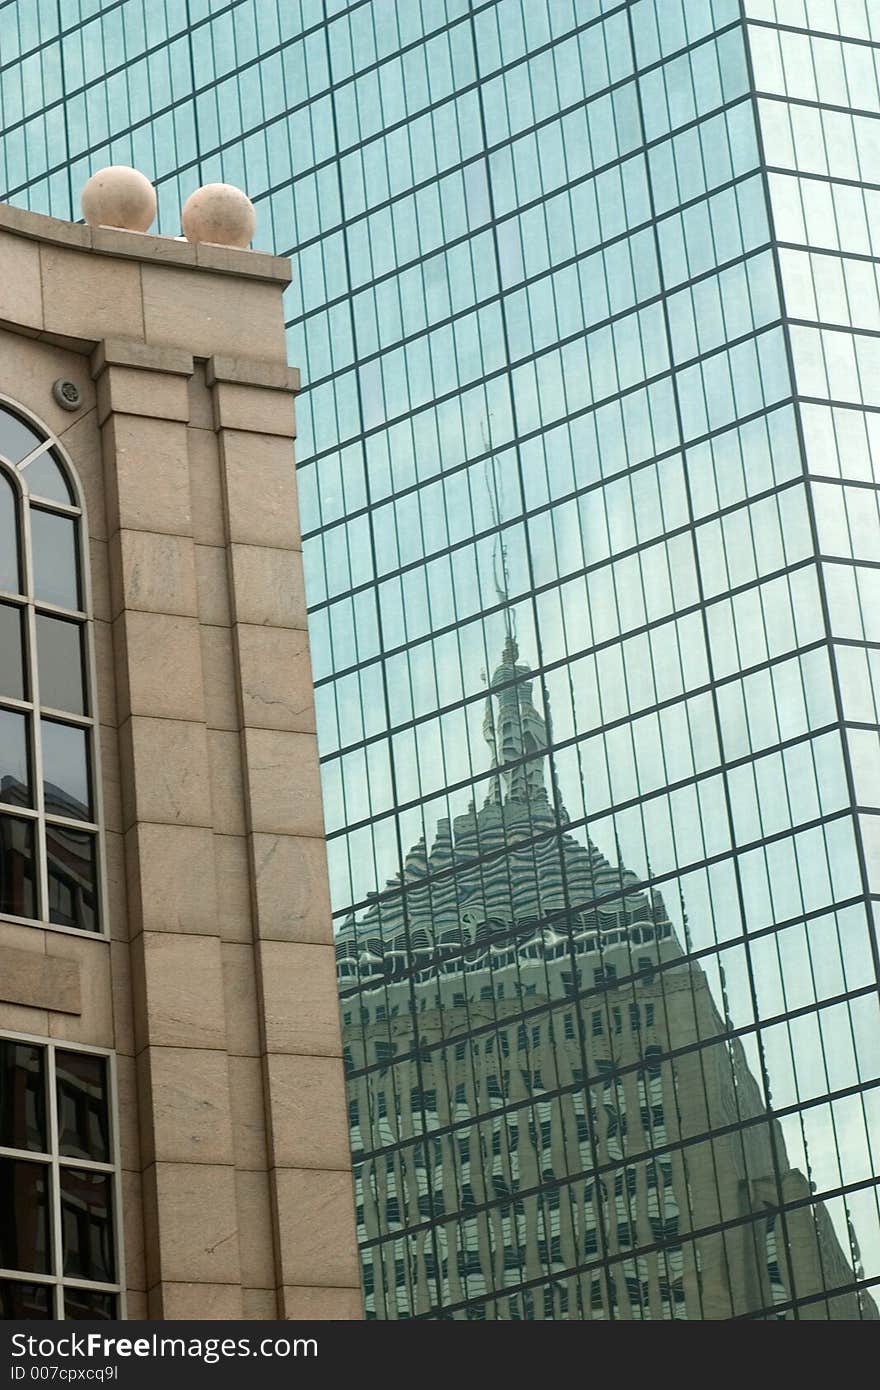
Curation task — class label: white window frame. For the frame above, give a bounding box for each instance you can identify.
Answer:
[0,1030,126,1319]
[0,392,108,940]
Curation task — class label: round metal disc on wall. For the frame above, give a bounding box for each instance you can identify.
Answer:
[52,379,83,412]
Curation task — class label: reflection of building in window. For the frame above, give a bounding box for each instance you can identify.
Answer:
[337,638,877,1320]
[0,778,96,933]
[0,1037,121,1318]
[44,795,98,935]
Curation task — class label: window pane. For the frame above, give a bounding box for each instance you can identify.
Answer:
[0,603,25,700]
[21,451,73,507]
[0,472,20,595]
[60,1169,114,1283]
[0,409,42,465]
[64,1289,116,1319]
[0,1158,51,1274]
[46,826,99,933]
[36,615,86,715]
[30,509,80,611]
[0,1041,45,1153]
[56,1051,109,1163]
[41,720,90,821]
[0,815,36,919]
[0,709,31,808]
[0,1280,51,1318]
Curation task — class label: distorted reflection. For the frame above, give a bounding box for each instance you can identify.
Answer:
[60,1169,114,1284]
[0,813,36,920]
[63,1290,116,1319]
[0,1281,51,1319]
[0,1040,45,1153]
[56,1050,110,1163]
[337,631,878,1320]
[46,824,99,933]
[0,1159,50,1275]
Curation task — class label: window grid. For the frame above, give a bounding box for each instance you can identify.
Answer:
[0,396,105,938]
[0,1033,125,1320]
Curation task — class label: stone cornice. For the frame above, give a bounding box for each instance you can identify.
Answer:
[0,199,291,285]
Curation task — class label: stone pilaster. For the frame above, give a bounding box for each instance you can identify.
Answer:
[206,356,362,1320]
[94,339,244,1319]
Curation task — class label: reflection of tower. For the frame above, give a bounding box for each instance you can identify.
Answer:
[483,637,549,806]
[337,640,877,1320]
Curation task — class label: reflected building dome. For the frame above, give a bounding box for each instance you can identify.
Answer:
[336,636,877,1321]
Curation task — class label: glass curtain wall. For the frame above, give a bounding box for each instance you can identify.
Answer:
[1,0,878,1320]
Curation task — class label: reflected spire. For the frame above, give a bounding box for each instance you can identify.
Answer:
[483,425,516,646]
[482,635,549,805]
[482,687,503,805]
[482,434,552,805]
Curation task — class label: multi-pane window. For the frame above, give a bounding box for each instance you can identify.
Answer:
[0,1035,122,1319]
[0,400,101,935]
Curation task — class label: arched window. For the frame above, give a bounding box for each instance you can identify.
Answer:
[0,400,102,934]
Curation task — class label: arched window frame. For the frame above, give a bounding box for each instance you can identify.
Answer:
[0,393,106,937]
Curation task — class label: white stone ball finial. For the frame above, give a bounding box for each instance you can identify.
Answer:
[81,166,156,232]
[180,183,256,249]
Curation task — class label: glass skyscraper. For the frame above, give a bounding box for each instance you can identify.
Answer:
[3,0,880,1320]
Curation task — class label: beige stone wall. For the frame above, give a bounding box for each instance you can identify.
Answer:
[0,206,361,1320]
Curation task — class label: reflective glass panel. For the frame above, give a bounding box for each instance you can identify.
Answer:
[63,1290,115,1320]
[46,826,98,933]
[60,1169,114,1283]
[30,509,79,611]
[0,1280,51,1318]
[41,720,90,821]
[36,615,86,715]
[0,1041,45,1153]
[55,1051,109,1163]
[0,815,36,919]
[0,603,25,700]
[0,709,30,808]
[0,1159,50,1274]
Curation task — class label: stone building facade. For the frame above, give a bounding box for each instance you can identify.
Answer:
[0,202,361,1320]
